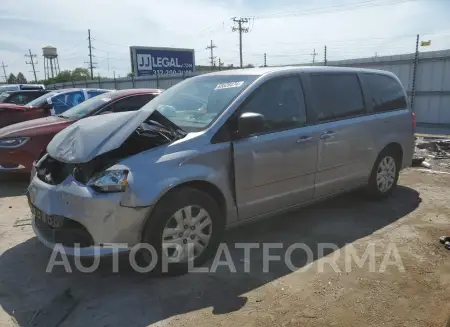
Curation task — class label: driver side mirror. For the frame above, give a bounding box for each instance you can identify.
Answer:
[237,112,265,138]
[42,103,53,111]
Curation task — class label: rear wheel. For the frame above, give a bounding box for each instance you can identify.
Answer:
[366,149,400,199]
[139,187,225,275]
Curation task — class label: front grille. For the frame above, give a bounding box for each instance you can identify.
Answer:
[35,216,94,248]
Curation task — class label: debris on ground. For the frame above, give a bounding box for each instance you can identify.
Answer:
[416,168,450,175]
[420,161,432,169]
[412,157,425,166]
[13,217,31,227]
[413,137,450,170]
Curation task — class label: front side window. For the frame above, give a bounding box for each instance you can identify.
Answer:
[241,76,307,133]
[51,91,85,114]
[8,93,33,105]
[25,91,60,108]
[59,92,113,119]
[0,92,10,103]
[364,74,407,112]
[310,74,365,122]
[110,94,155,113]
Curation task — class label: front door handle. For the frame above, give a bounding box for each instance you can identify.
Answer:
[296,136,314,143]
[320,131,336,139]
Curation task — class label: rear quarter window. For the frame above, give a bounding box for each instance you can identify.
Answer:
[310,74,366,122]
[364,73,407,112]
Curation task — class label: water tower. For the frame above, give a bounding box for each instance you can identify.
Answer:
[42,45,60,79]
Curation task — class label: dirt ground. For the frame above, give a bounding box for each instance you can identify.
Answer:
[0,169,449,327]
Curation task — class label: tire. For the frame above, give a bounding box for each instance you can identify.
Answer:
[138,187,225,276]
[366,148,401,199]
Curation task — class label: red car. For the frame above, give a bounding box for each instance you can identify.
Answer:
[0,89,162,173]
[0,88,110,129]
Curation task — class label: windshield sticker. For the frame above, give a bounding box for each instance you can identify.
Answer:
[214,81,244,90]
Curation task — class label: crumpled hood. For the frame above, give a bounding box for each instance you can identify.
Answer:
[47,109,153,163]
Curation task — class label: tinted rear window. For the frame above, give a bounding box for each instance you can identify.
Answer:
[310,74,365,121]
[364,74,407,112]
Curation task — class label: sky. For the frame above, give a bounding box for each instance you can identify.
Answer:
[0,0,449,81]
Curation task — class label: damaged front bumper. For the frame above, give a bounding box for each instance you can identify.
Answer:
[28,173,152,257]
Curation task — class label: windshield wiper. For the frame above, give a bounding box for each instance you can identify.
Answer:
[148,111,187,139]
[57,115,70,119]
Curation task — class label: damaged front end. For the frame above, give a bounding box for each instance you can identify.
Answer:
[30,111,186,253]
[37,110,185,186]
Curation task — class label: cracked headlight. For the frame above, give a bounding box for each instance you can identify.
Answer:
[89,170,129,193]
[0,137,29,148]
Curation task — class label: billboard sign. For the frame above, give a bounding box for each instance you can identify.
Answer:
[130,46,195,77]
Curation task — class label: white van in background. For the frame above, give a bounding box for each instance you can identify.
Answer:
[0,84,45,92]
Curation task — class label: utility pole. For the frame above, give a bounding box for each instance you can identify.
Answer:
[107,52,110,74]
[218,58,223,71]
[206,40,217,69]
[410,34,420,111]
[1,62,8,82]
[85,29,97,79]
[310,49,318,64]
[25,49,38,82]
[324,45,327,66]
[264,53,267,67]
[232,17,250,67]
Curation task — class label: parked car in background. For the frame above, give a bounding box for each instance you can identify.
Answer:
[0,84,45,92]
[0,88,162,172]
[27,67,414,274]
[0,88,110,128]
[0,90,50,105]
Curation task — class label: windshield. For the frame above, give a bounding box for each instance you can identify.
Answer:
[140,74,258,131]
[60,92,113,119]
[0,92,10,103]
[25,90,60,108]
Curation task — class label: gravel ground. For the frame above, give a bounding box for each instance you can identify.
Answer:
[0,169,449,327]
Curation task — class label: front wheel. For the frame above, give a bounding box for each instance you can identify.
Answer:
[140,187,225,275]
[366,150,400,199]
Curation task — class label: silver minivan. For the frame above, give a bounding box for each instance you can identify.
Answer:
[28,66,414,273]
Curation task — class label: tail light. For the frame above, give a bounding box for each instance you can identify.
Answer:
[411,112,416,129]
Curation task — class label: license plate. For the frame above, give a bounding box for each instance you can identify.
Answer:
[28,199,63,228]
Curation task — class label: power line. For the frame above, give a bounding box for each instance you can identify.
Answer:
[1,62,8,82]
[252,0,420,19]
[25,49,38,82]
[232,17,251,67]
[206,40,217,68]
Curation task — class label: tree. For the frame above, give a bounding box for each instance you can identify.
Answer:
[71,68,90,81]
[127,72,135,77]
[16,72,27,84]
[246,64,255,68]
[7,73,16,84]
[54,70,72,83]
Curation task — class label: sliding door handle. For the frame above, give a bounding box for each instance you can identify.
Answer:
[320,131,336,139]
[296,136,314,143]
